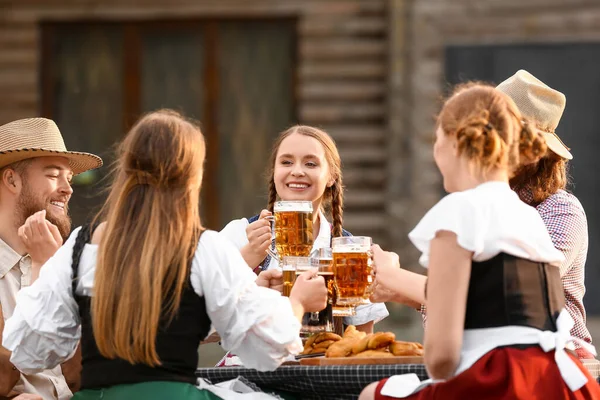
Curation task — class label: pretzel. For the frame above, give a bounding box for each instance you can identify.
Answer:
[343,325,366,340]
[326,337,360,358]
[389,341,424,356]
[351,335,371,355]
[314,332,342,344]
[368,332,396,350]
[314,340,337,350]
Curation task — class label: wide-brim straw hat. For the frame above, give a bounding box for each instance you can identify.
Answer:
[0,117,103,174]
[497,69,572,160]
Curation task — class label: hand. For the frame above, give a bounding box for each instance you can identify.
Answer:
[245,209,273,259]
[60,343,82,393]
[371,244,401,293]
[17,210,62,265]
[256,269,284,293]
[369,280,398,303]
[200,331,221,345]
[12,394,43,400]
[289,269,327,313]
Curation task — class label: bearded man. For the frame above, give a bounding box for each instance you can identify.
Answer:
[0,118,102,399]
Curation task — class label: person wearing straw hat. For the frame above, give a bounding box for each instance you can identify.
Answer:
[0,118,102,399]
[497,70,593,360]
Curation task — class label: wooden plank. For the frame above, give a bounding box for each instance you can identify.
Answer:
[39,23,53,119]
[345,190,385,208]
[343,213,386,231]
[0,110,35,124]
[300,17,386,36]
[0,94,36,109]
[301,38,386,60]
[0,49,37,65]
[300,62,385,79]
[0,27,37,47]
[300,103,385,123]
[339,147,385,164]
[324,125,385,143]
[300,356,423,365]
[343,168,385,186]
[300,81,385,101]
[0,70,36,86]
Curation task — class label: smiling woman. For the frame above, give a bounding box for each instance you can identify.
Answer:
[219,125,389,348]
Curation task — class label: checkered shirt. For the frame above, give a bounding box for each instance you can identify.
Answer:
[419,189,592,353]
[523,189,592,349]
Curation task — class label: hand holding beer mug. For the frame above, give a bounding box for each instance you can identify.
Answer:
[332,236,374,306]
[282,256,312,297]
[245,209,273,259]
[312,248,356,317]
[289,268,328,313]
[370,244,401,295]
[270,201,314,260]
[255,268,284,293]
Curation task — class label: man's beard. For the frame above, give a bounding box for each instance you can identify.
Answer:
[15,184,72,242]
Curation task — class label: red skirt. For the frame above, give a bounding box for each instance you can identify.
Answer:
[375,346,600,400]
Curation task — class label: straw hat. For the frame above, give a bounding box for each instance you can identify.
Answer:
[0,117,103,174]
[497,69,572,160]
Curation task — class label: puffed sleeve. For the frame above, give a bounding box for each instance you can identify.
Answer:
[190,231,302,371]
[408,192,484,268]
[3,228,82,373]
[219,218,250,250]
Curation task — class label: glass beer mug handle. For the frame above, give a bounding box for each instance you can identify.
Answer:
[365,249,375,297]
[263,215,279,262]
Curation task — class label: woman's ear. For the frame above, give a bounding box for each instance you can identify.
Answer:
[452,138,459,156]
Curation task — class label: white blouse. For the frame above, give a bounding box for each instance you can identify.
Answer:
[408,181,564,267]
[2,228,303,374]
[220,211,389,326]
[381,182,594,397]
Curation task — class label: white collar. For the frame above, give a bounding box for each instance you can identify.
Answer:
[312,210,332,252]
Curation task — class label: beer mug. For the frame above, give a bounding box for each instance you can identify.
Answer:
[273,201,314,258]
[281,256,299,297]
[332,236,374,306]
[292,256,333,338]
[311,248,355,317]
[281,256,313,297]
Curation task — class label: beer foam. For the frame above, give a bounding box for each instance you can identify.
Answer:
[274,200,313,212]
[332,244,370,253]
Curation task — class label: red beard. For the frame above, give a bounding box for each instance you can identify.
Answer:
[16,184,72,242]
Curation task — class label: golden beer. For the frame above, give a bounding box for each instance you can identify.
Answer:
[300,270,334,337]
[332,237,373,306]
[283,256,311,296]
[311,249,356,317]
[282,269,296,297]
[274,201,313,257]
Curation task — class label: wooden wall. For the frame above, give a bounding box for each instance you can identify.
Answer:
[0,0,390,243]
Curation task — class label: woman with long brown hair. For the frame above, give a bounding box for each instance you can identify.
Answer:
[3,110,327,400]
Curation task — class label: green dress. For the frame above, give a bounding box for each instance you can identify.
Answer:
[72,381,223,400]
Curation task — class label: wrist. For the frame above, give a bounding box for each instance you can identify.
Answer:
[241,245,266,268]
[288,293,306,321]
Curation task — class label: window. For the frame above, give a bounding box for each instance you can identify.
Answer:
[41,19,297,229]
